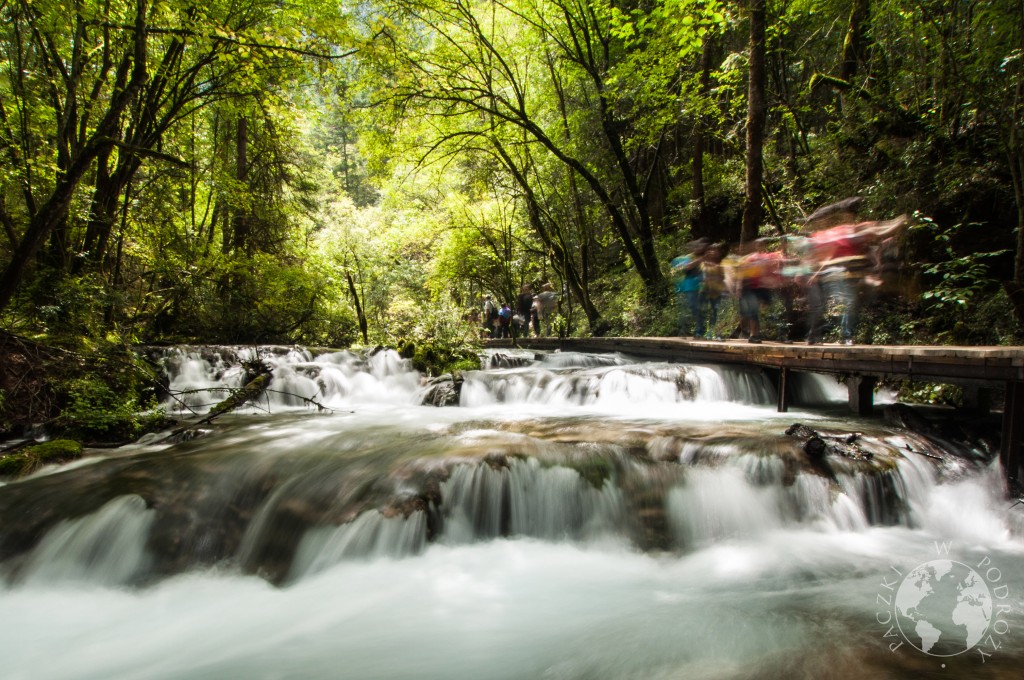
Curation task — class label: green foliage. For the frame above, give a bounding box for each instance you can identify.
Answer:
[894,382,964,407]
[908,216,1018,344]
[0,453,25,477]
[602,288,678,338]
[26,439,84,464]
[2,0,1024,368]
[548,313,569,338]
[397,337,479,377]
[39,339,169,442]
[57,377,162,442]
[392,300,482,376]
[23,273,110,337]
[918,219,1008,311]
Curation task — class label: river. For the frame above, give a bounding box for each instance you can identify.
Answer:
[0,346,1021,679]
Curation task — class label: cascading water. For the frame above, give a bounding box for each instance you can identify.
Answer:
[1,346,1022,679]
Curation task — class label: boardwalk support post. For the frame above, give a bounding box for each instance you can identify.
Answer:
[848,375,876,416]
[777,367,790,412]
[1001,381,1024,492]
[962,386,992,415]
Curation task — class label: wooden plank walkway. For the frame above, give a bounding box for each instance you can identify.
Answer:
[489,336,1024,383]
[486,336,1024,490]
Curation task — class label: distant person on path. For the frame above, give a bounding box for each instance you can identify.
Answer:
[497,302,512,338]
[517,285,535,338]
[671,239,709,338]
[483,295,497,338]
[533,283,559,336]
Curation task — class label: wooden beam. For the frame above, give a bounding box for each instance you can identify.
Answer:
[1001,381,1024,492]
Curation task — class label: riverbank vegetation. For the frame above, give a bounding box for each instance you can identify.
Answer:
[1,0,1023,434]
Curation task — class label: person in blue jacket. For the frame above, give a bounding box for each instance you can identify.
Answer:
[670,239,709,338]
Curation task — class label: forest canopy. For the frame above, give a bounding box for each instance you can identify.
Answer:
[1,0,1022,349]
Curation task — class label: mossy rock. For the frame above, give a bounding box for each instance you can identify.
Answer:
[394,338,480,377]
[0,453,28,477]
[26,439,83,464]
[564,457,615,490]
[0,439,83,479]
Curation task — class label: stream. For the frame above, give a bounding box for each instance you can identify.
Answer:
[0,346,1021,679]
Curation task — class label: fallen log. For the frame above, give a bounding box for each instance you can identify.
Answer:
[167,372,272,439]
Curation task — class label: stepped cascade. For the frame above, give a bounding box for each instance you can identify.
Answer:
[1,346,1021,679]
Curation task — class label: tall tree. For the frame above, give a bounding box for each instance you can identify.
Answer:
[0,0,150,310]
[741,0,767,244]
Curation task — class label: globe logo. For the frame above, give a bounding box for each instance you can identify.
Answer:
[894,560,993,657]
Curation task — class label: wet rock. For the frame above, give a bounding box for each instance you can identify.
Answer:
[785,423,874,462]
[804,437,827,459]
[884,403,995,462]
[785,423,818,439]
[422,373,463,407]
[487,353,533,369]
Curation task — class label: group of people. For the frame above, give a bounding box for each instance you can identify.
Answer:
[672,204,909,344]
[481,283,560,339]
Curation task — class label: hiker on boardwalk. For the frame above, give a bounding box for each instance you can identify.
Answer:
[700,243,727,340]
[671,239,709,338]
[803,214,909,344]
[733,239,783,344]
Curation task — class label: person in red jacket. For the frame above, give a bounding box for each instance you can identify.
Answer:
[804,216,908,344]
[733,239,783,343]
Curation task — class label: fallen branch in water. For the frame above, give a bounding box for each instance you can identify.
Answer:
[902,443,943,460]
[163,381,340,440]
[262,388,336,413]
[167,373,273,437]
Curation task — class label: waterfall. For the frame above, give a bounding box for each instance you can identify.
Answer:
[460,361,775,408]
[289,510,429,579]
[15,495,154,587]
[154,346,423,414]
[437,457,625,543]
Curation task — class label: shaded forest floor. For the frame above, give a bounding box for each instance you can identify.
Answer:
[0,331,63,438]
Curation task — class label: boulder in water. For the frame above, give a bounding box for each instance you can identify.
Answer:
[422,373,463,407]
[785,423,873,462]
[487,352,533,369]
[804,436,827,459]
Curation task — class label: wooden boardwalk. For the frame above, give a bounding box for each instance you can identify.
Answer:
[487,336,1024,488]
[492,336,1024,383]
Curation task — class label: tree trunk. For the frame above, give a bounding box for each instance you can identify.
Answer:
[346,271,369,344]
[491,139,605,333]
[1008,152,1024,327]
[78,151,142,274]
[691,36,715,239]
[840,0,872,84]
[741,0,768,245]
[231,115,250,253]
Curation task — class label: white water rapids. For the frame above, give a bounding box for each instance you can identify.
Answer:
[1,346,1022,679]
